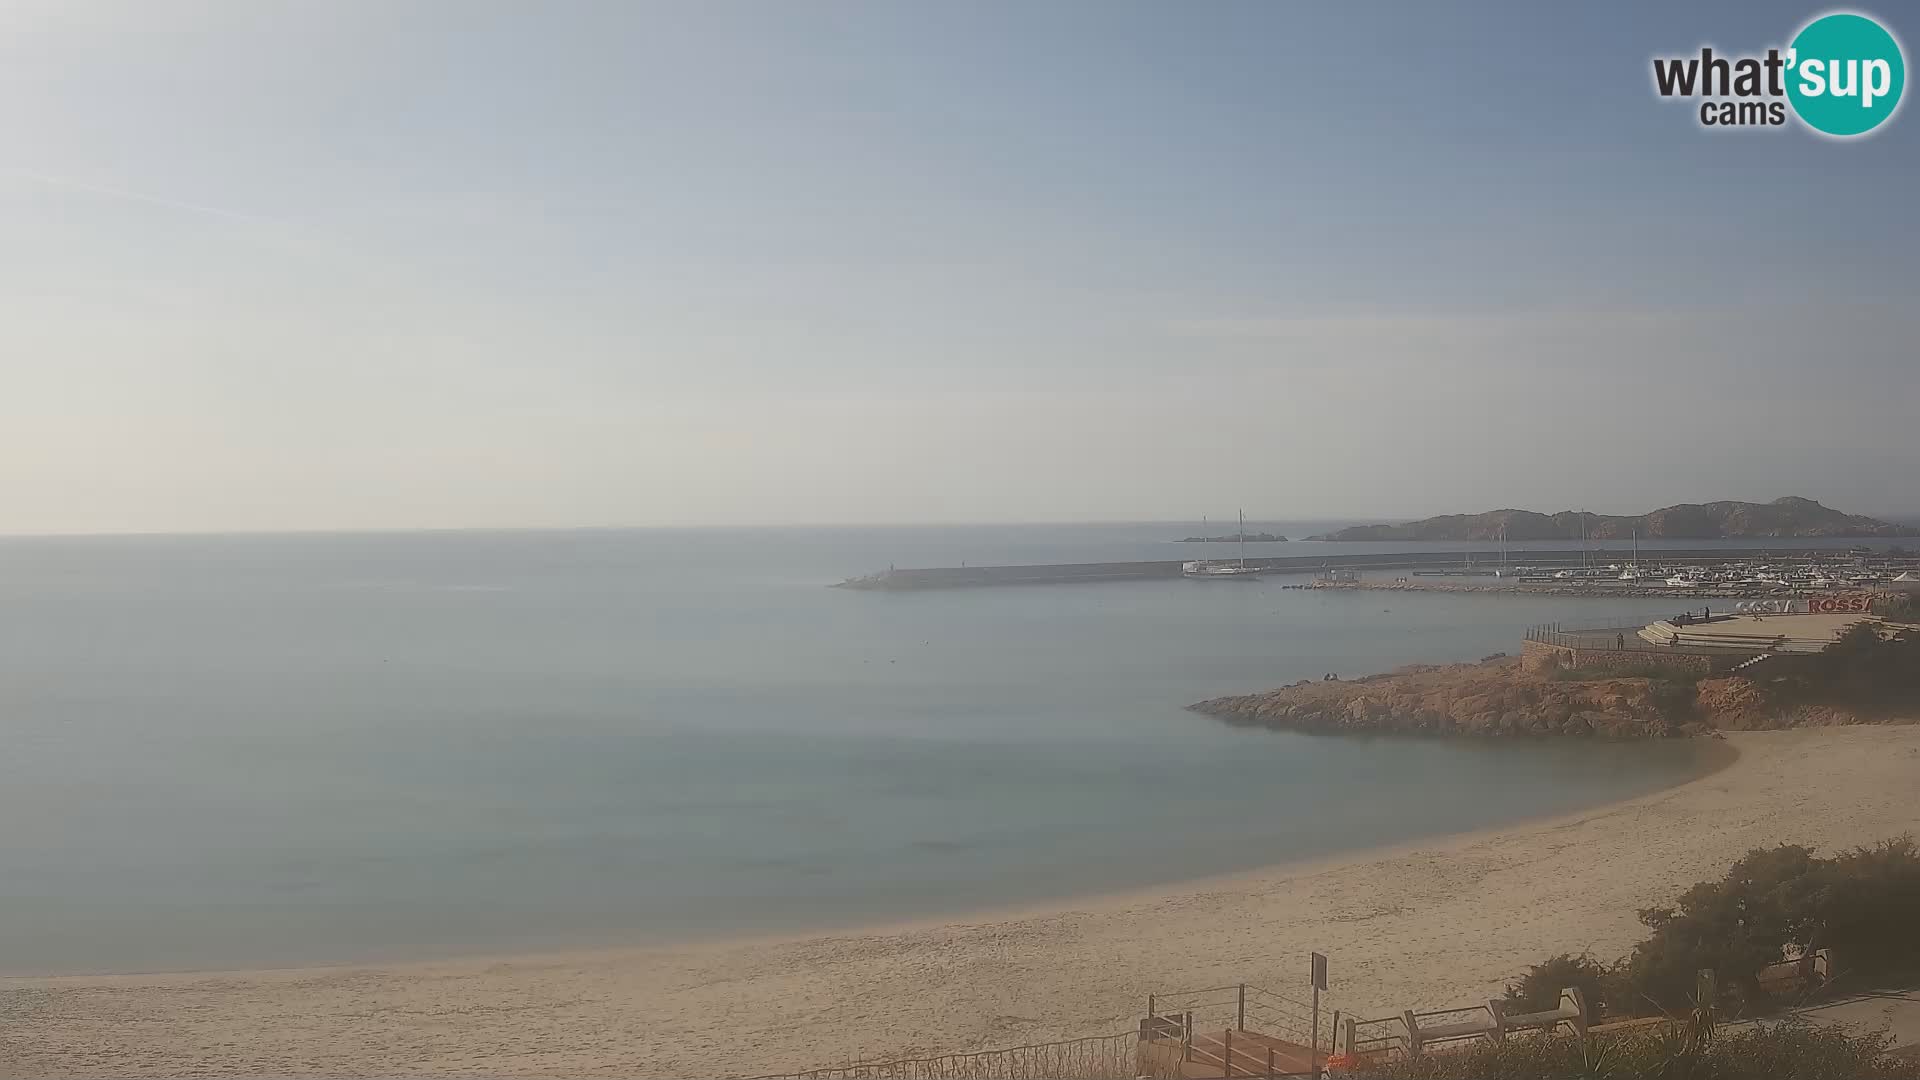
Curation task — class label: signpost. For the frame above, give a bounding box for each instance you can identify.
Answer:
[1311,952,1329,1079]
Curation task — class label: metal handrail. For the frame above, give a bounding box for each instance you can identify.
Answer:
[1410,1003,1491,1023]
[1346,1014,1411,1058]
[1146,981,1329,1064]
[1151,983,1315,1018]
[1153,983,1313,1011]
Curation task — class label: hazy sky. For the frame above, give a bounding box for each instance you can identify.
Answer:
[4,1,1915,533]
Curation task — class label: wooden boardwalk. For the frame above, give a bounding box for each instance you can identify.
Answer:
[1142,1028,1319,1078]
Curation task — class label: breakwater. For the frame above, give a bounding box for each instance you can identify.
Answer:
[834,547,1869,590]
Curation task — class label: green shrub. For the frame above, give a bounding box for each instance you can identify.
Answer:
[1765,624,1920,711]
[1503,954,1617,1018]
[1622,844,1827,1015]
[1807,836,1920,978]
[1346,1021,1920,1080]
[1501,837,1920,1021]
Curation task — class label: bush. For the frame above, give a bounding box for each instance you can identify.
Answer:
[1346,1021,1920,1080]
[1766,624,1920,711]
[1808,836,1920,978]
[1623,843,1828,1015]
[1502,954,1616,1018]
[1502,837,1920,1021]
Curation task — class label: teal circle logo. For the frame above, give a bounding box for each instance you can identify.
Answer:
[1787,12,1906,136]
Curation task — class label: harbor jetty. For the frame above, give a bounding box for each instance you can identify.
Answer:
[834,547,1908,591]
[1177,531,1287,543]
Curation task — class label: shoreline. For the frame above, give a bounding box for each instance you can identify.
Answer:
[11,727,1920,1078]
[0,736,1731,984]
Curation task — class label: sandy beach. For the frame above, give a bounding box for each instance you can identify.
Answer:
[5,725,1918,1078]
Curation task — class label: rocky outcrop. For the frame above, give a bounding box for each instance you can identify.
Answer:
[1192,658,1915,740]
[1692,677,1779,729]
[1692,676,1892,729]
[1307,497,1914,542]
[1189,657,1684,739]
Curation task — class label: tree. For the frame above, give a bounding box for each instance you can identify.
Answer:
[1622,844,1825,1015]
[1502,954,1616,1018]
[1505,838,1920,1021]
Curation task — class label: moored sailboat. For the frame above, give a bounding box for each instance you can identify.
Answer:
[1184,509,1261,579]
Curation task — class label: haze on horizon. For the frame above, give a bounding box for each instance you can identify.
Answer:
[4,0,1915,536]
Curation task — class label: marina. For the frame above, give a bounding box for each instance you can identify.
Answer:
[837,547,1920,595]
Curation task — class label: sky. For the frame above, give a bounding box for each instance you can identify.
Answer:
[3,0,1915,533]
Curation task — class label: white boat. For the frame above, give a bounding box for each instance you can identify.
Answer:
[1185,509,1261,579]
[1666,574,1710,588]
[1183,560,1261,579]
[1617,534,1642,581]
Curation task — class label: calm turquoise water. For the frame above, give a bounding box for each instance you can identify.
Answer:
[0,525,1734,974]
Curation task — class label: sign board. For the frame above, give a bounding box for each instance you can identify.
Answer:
[1311,952,1328,991]
[1733,599,1803,614]
[1808,593,1873,614]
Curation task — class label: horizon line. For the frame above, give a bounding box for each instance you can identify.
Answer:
[4,510,1917,544]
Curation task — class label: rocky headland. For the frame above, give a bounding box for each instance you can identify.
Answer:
[1189,654,1909,739]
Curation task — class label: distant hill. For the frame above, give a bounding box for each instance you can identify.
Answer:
[1307,497,1918,542]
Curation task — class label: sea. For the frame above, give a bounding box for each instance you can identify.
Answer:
[0,522,1829,976]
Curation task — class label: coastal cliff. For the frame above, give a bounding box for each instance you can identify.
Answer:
[1307,496,1915,542]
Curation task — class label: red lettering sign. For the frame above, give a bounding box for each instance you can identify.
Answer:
[1808,593,1872,614]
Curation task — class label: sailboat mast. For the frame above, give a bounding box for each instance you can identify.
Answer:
[1238,509,1247,569]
